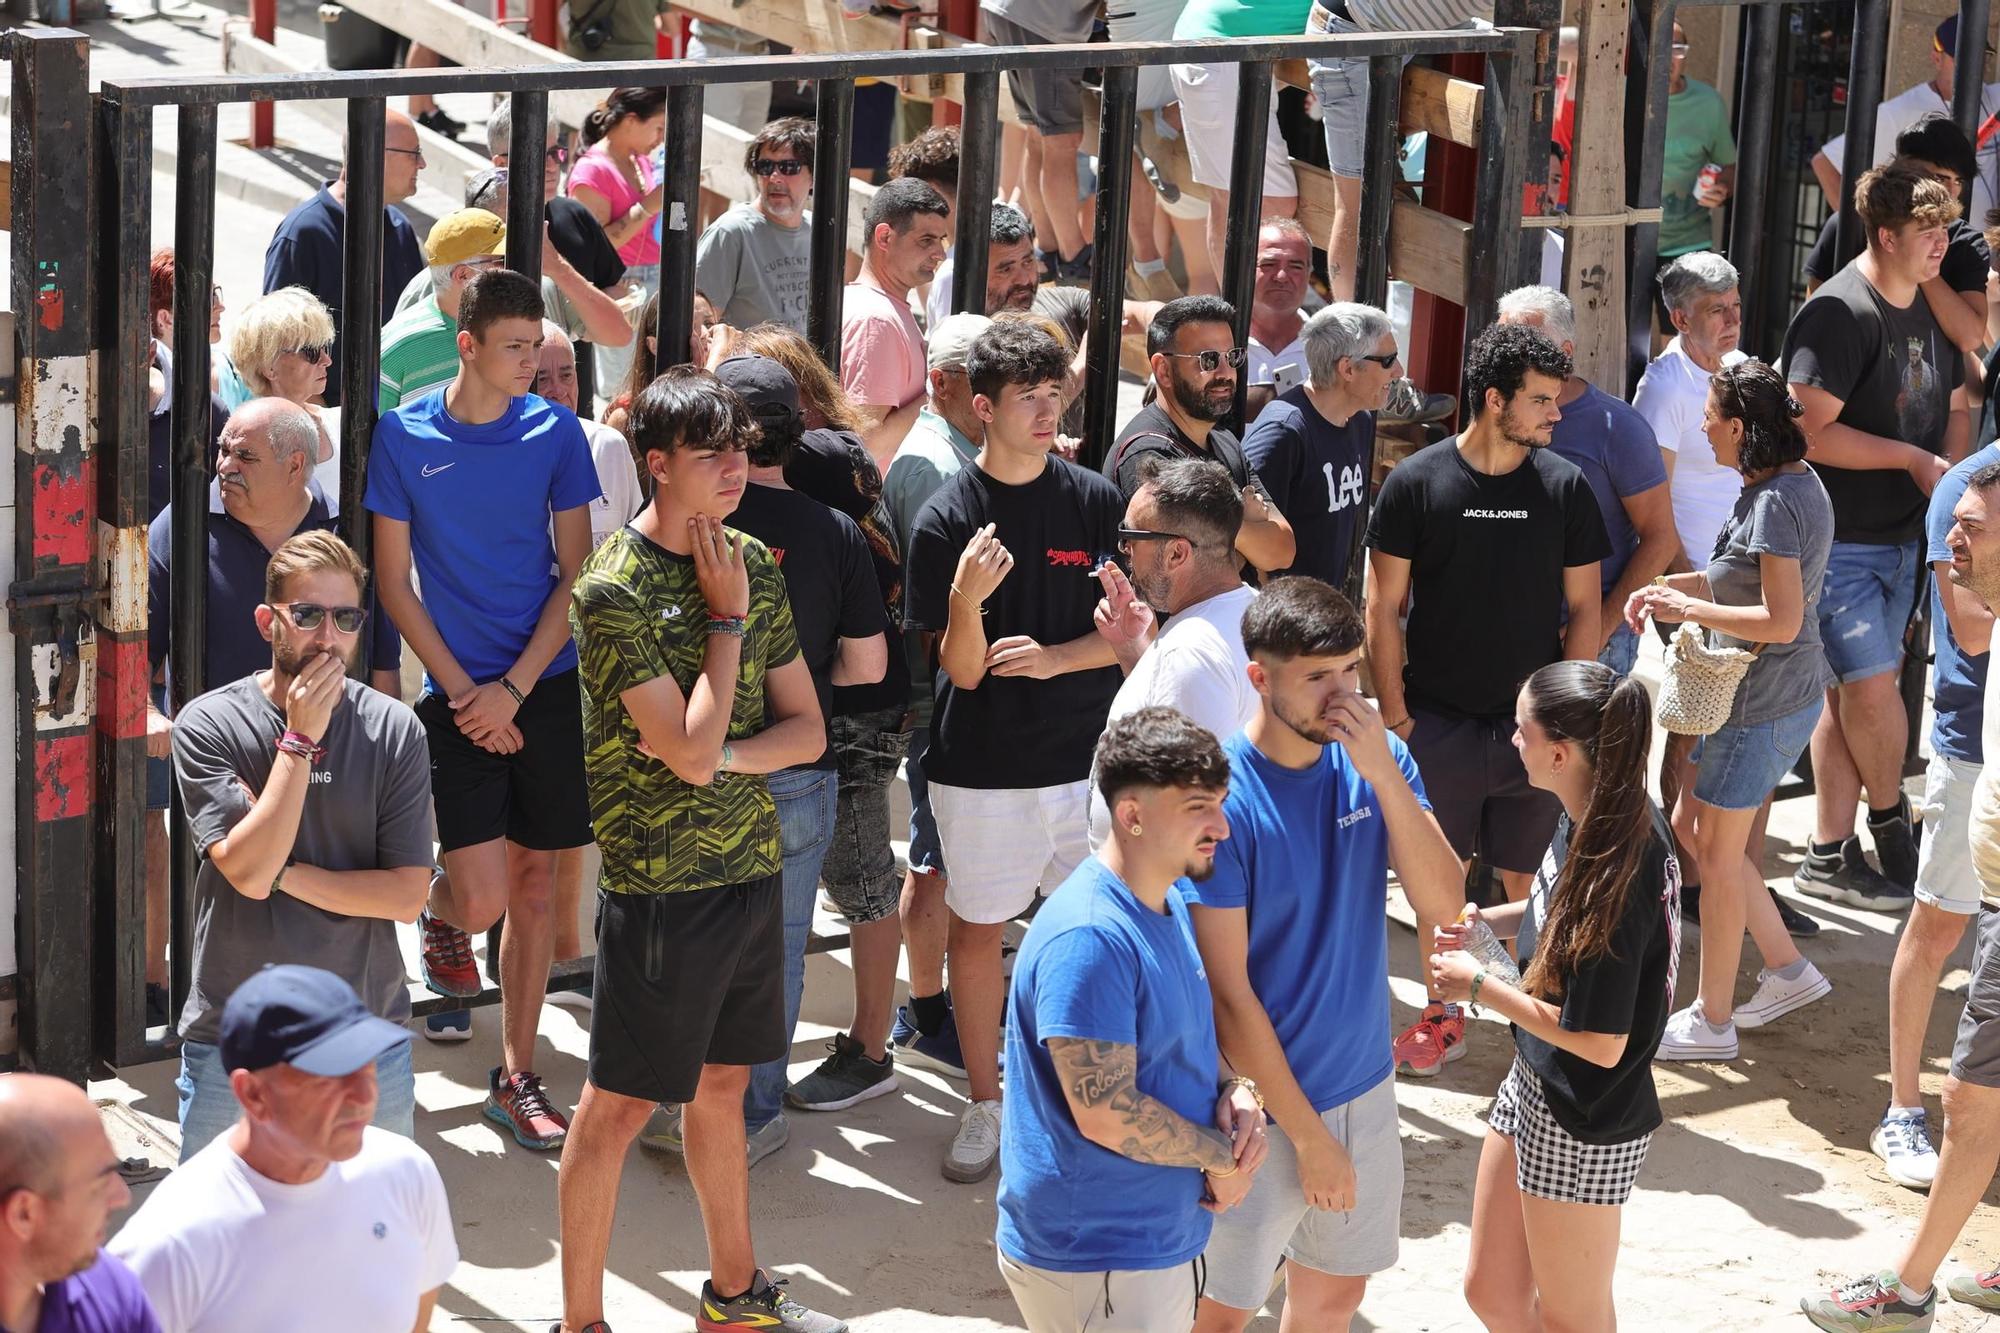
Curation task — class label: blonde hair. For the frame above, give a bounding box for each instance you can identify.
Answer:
[740,324,863,431]
[228,287,336,398]
[264,529,368,604]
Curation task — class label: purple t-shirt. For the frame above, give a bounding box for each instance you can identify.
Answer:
[38,1251,160,1333]
[1548,382,1666,594]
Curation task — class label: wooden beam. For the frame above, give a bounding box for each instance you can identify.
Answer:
[1560,0,1629,391]
[330,0,601,126]
[0,161,12,224]
[1294,160,1468,306]
[1277,61,1484,148]
[666,0,967,100]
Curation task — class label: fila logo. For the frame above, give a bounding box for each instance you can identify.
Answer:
[419,462,456,478]
[662,605,683,619]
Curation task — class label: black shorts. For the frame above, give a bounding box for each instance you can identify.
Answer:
[588,875,785,1104]
[1407,706,1561,875]
[416,667,592,854]
[983,13,1086,136]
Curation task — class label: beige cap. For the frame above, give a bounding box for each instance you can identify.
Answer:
[927,312,993,373]
[425,208,507,266]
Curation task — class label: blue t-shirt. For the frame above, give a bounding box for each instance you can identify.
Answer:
[1926,443,1999,763]
[364,389,601,688]
[996,859,1219,1273]
[1547,383,1666,595]
[37,1250,160,1333]
[1185,729,1428,1112]
[1242,385,1372,591]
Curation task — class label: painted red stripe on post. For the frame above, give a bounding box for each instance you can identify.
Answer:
[96,636,149,741]
[31,458,91,567]
[34,733,89,821]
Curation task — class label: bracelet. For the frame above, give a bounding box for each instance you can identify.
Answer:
[1223,1075,1265,1110]
[718,741,735,772]
[949,584,987,614]
[1383,715,1411,732]
[499,677,527,706]
[275,730,325,764]
[1469,967,1489,1016]
[707,616,747,638]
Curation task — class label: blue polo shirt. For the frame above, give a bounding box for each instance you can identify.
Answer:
[364,388,601,688]
[261,184,425,408]
[147,492,401,699]
[1547,382,1666,595]
[1926,443,1999,764]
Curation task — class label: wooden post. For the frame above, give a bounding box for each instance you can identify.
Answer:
[1559,0,1629,392]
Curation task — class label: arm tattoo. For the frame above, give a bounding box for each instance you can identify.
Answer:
[1048,1038,1232,1171]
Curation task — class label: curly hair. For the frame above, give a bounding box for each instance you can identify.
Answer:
[1856,161,1962,246]
[887,126,960,195]
[1710,358,1809,477]
[740,324,863,431]
[1462,322,1571,419]
[745,117,816,176]
[227,287,336,398]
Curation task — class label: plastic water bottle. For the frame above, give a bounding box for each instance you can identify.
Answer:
[1458,905,1521,987]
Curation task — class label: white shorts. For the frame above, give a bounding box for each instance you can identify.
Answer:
[1104,0,1183,111]
[1168,59,1299,197]
[1200,1076,1402,1310]
[999,1252,1203,1332]
[930,779,1091,924]
[1917,753,1984,915]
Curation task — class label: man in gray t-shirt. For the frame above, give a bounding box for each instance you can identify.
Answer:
[170,530,435,1160]
[695,119,816,333]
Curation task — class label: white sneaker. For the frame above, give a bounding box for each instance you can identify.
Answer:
[943,1098,1002,1183]
[1733,962,1831,1029]
[1655,1001,1738,1061]
[1872,1110,1939,1190]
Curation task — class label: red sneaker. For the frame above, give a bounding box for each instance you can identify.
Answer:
[1394,1002,1467,1077]
[418,907,481,999]
[484,1067,569,1150]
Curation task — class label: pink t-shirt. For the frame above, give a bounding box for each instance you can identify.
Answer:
[567,146,660,267]
[839,276,926,411]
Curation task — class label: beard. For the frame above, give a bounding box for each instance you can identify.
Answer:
[1497,402,1550,450]
[1271,691,1339,747]
[1170,364,1235,423]
[992,280,1037,313]
[272,628,356,681]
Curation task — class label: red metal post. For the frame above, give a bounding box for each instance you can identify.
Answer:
[250,0,275,147]
[531,0,560,49]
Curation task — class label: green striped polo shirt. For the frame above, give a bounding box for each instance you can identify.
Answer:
[377,294,461,413]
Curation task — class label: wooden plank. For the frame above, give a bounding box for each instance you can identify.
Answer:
[666,0,968,101]
[331,0,601,126]
[1294,160,1468,306]
[1277,61,1484,148]
[0,161,11,225]
[1559,0,1628,391]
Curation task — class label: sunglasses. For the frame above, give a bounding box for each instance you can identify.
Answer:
[1162,347,1247,373]
[288,343,332,365]
[274,601,366,633]
[546,143,570,165]
[1117,525,1198,551]
[752,158,807,177]
[1354,351,1401,369]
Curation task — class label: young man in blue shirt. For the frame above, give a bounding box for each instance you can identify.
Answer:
[367,268,601,1152]
[999,705,1266,1331]
[1188,577,1463,1332]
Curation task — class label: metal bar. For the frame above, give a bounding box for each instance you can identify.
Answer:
[506,89,547,291]
[1834,0,1889,266]
[1082,63,1138,471]
[1625,0,1677,386]
[657,82,703,371]
[953,69,1000,317]
[339,97,386,615]
[1221,60,1272,431]
[1466,27,1535,338]
[808,78,857,374]
[1727,1,1780,297]
[1957,0,1991,155]
[250,0,276,147]
[1353,54,1403,309]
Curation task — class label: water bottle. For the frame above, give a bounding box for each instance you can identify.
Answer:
[1458,905,1521,987]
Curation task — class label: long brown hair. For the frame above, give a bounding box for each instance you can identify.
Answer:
[615,288,663,415]
[1518,660,1656,1000]
[741,324,863,432]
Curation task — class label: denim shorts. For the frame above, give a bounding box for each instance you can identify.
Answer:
[1817,538,1922,684]
[177,1035,414,1161]
[1691,695,1822,811]
[823,707,912,926]
[906,726,946,878]
[1306,4,1379,180]
[1598,623,1640,678]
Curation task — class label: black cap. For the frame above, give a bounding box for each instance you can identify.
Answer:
[715,354,803,437]
[219,964,412,1076]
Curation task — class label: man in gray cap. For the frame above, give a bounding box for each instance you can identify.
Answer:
[111,965,459,1333]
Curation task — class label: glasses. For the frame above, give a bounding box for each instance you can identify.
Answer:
[384,145,427,164]
[274,601,366,634]
[287,343,332,365]
[1354,351,1401,369]
[546,143,570,166]
[210,284,224,307]
[1162,347,1247,373]
[1117,526,1199,552]
[752,158,807,177]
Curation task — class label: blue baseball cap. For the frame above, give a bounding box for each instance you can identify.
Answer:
[1937,14,1993,56]
[219,965,411,1076]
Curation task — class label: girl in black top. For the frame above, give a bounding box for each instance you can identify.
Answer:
[1431,660,1681,1332]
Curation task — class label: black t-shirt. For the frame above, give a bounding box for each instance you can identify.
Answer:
[1364,441,1609,719]
[904,457,1125,789]
[1512,807,1680,1144]
[1102,402,1257,498]
[1803,214,1990,290]
[547,196,626,290]
[728,481,888,769]
[1781,262,1963,545]
[1243,385,1373,590]
[784,427,911,717]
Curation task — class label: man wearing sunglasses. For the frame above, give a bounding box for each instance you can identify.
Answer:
[1106,296,1296,578]
[164,529,436,1159]
[697,119,818,334]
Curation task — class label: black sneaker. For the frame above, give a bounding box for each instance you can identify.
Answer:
[786,1033,898,1111]
[1869,799,1920,896]
[1055,242,1094,286]
[1795,836,1915,911]
[697,1273,847,1332]
[1772,888,1822,939]
[415,106,468,140]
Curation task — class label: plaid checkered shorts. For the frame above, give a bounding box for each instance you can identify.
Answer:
[1486,1056,1651,1206]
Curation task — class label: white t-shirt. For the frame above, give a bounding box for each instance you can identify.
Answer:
[1249,330,1307,391]
[111,1127,458,1333]
[1087,583,1261,850]
[584,417,643,547]
[1631,336,1749,561]
[1820,80,2000,223]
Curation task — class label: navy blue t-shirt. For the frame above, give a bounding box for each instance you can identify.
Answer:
[1242,385,1372,590]
[37,1249,161,1333]
[997,858,1219,1272]
[364,389,601,689]
[261,185,425,408]
[1185,729,1429,1112]
[1927,443,1999,763]
[1547,383,1667,595]
[146,341,230,524]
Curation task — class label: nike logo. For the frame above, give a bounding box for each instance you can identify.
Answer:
[420,462,456,478]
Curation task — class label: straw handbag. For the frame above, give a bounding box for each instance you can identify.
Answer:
[1655,622,1762,737]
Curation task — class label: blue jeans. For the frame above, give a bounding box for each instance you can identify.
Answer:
[1692,696,1824,812]
[1598,623,1640,677]
[744,766,839,1132]
[177,1036,415,1161]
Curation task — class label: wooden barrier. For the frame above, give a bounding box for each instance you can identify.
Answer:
[1277,61,1486,148]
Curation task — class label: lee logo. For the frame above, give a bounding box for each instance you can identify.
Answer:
[1047,548,1091,569]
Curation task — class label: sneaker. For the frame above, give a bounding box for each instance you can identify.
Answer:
[787,1034,899,1112]
[1733,961,1831,1028]
[1035,248,1059,285]
[1055,242,1094,286]
[637,1103,683,1155]
[697,1271,848,1332]
[1393,1002,1467,1077]
[746,1113,791,1167]
[1380,376,1457,426]
[483,1067,569,1150]
[1872,1109,1939,1190]
[942,1098,1002,1183]
[418,906,482,999]
[422,1009,473,1042]
[1947,1266,2000,1311]
[1655,1001,1738,1061]
[1775,889,1823,939]
[415,106,468,139]
[1870,801,1921,894]
[1795,837,1914,912]
[890,1003,968,1080]
[546,981,594,1012]
[1801,1271,1935,1331]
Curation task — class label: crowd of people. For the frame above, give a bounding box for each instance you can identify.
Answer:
[21,20,2000,1330]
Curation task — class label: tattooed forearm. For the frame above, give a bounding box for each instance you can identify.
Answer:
[1048,1038,1234,1172]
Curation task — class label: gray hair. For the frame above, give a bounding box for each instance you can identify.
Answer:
[1301,302,1394,386]
[466,167,508,214]
[1496,285,1577,346]
[227,397,318,467]
[1658,251,1740,315]
[990,202,1033,247]
[487,99,512,158]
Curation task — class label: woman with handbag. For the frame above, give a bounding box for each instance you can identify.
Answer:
[1625,358,1836,1061]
